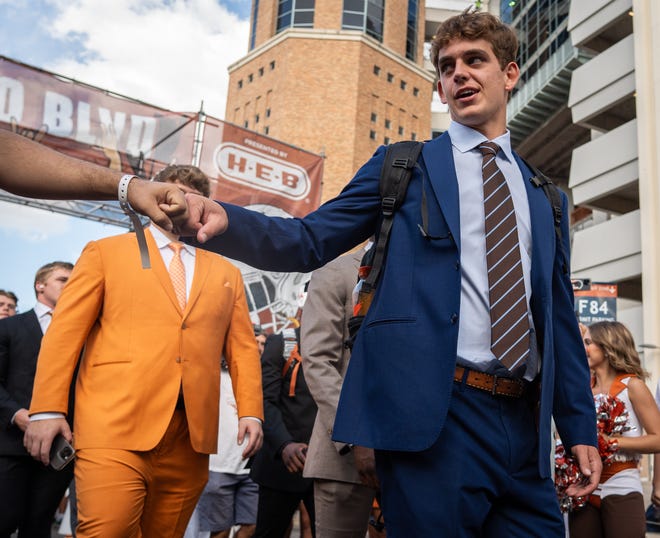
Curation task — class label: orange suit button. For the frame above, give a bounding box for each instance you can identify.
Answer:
[175,357,182,363]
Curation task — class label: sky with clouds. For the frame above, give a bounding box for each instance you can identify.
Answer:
[0,0,251,308]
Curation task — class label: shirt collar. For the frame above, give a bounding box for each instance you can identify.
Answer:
[33,300,51,318]
[448,121,515,163]
[149,225,195,256]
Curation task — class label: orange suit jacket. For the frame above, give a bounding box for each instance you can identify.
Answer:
[30,228,263,454]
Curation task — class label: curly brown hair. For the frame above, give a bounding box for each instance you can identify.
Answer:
[430,7,518,77]
[588,321,648,379]
[153,164,211,198]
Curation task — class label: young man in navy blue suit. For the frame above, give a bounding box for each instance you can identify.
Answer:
[176,8,600,537]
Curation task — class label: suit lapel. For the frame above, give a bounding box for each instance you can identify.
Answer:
[420,133,461,251]
[25,309,43,337]
[144,228,183,313]
[186,248,212,318]
[516,154,554,302]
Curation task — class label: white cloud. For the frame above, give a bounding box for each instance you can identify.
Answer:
[0,201,72,242]
[43,0,250,119]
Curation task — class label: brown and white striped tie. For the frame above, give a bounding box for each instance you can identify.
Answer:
[479,141,530,373]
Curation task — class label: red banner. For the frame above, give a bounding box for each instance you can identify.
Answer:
[0,56,196,178]
[199,119,323,217]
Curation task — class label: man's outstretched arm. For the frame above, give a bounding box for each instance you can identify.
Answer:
[0,130,187,231]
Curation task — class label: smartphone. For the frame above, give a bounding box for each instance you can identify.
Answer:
[49,434,75,471]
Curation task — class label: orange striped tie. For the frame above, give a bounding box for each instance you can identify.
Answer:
[168,242,186,310]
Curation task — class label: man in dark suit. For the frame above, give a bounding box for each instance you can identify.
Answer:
[0,261,74,538]
[176,9,601,537]
[250,328,317,538]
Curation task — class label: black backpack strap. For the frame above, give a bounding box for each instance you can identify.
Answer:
[522,158,569,274]
[364,141,424,291]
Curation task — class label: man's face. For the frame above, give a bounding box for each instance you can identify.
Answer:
[36,267,72,309]
[256,334,266,355]
[436,38,519,140]
[0,295,16,319]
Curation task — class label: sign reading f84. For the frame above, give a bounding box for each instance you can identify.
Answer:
[573,281,617,324]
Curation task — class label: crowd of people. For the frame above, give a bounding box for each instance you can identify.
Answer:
[3,6,660,538]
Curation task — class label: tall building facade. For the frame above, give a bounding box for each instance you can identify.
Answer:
[506,0,660,377]
[567,0,660,375]
[226,0,435,200]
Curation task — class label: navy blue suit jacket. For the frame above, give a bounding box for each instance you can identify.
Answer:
[200,132,597,478]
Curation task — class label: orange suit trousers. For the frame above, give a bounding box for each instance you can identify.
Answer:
[74,410,208,537]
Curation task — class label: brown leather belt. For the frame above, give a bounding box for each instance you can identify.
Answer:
[454,366,527,398]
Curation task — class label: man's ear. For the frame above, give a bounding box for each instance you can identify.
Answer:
[503,61,520,93]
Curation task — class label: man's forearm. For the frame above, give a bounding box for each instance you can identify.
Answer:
[0,130,122,199]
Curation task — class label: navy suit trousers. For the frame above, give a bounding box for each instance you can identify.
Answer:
[375,379,565,537]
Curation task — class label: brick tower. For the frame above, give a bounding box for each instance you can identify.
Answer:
[225,1,434,200]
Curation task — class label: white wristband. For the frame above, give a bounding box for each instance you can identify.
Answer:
[118,174,136,208]
[117,174,151,270]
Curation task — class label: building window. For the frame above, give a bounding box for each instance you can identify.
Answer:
[369,130,376,140]
[400,80,407,90]
[406,0,419,61]
[255,114,260,124]
[266,108,271,118]
[384,136,390,144]
[249,0,259,50]
[342,0,385,42]
[248,73,254,83]
[384,119,391,129]
[398,126,404,135]
[411,132,417,141]
[502,0,571,87]
[265,126,270,135]
[387,73,393,83]
[413,87,419,97]
[238,79,243,89]
[371,112,377,122]
[277,0,315,33]
[244,121,249,128]
[373,65,381,75]
[259,67,264,76]
[270,60,276,70]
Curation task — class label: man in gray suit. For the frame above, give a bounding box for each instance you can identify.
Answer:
[301,247,377,537]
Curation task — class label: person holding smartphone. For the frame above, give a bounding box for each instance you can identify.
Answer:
[0,261,74,538]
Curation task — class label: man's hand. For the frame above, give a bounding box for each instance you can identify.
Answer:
[567,444,602,497]
[237,417,263,459]
[24,418,72,466]
[127,179,188,232]
[353,445,379,491]
[652,486,660,507]
[281,442,308,473]
[13,408,31,432]
[172,193,228,243]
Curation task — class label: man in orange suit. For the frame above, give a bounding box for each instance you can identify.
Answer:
[24,165,264,537]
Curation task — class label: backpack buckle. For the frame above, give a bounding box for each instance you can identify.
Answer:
[392,157,410,168]
[381,196,396,216]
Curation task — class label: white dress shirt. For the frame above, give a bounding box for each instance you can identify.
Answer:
[448,121,538,380]
[33,300,53,334]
